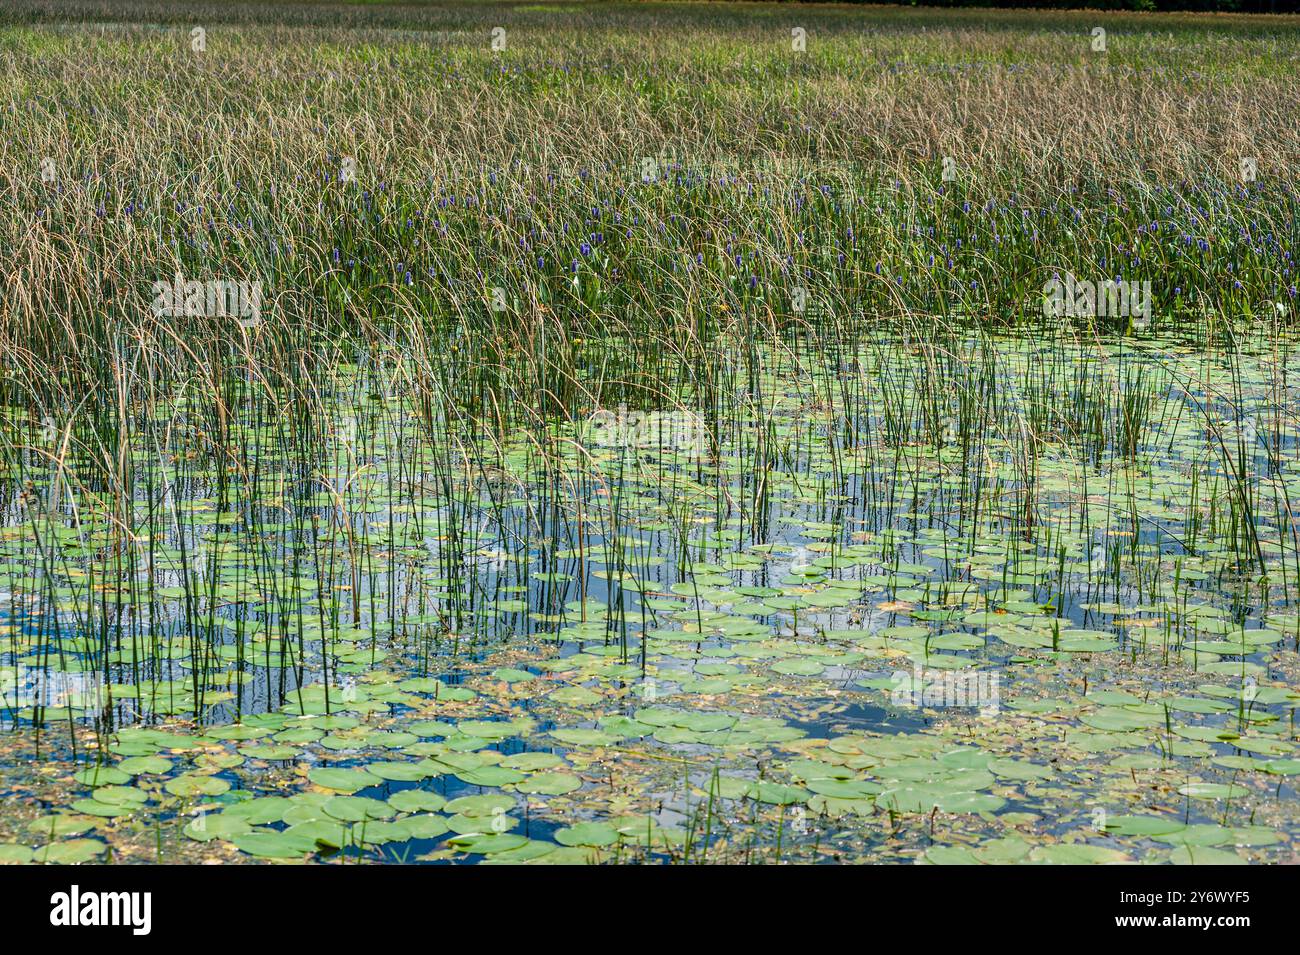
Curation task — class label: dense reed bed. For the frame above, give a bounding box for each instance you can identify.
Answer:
[0,1,1298,865]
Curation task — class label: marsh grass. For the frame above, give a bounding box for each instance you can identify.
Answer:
[0,0,1298,865]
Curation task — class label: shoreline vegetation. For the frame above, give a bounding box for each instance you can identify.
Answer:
[0,1,1297,866]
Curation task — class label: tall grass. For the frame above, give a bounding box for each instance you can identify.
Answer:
[0,0,1298,745]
